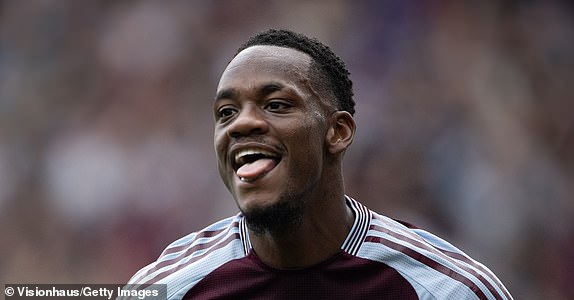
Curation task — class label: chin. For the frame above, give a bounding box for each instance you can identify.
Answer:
[239,192,305,235]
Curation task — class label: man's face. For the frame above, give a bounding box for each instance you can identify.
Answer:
[213,45,333,225]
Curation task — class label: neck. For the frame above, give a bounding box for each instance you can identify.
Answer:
[247,191,355,270]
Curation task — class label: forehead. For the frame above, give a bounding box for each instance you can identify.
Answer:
[217,45,312,91]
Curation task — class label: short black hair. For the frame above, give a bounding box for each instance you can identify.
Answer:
[236,29,355,115]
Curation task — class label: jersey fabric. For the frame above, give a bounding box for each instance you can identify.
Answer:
[128,197,512,299]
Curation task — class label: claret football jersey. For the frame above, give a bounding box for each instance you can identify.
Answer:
[128,197,512,299]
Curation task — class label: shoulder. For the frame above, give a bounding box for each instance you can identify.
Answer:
[127,214,249,298]
[157,214,246,262]
[360,209,513,300]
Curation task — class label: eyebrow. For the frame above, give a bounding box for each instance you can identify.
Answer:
[214,82,285,102]
[259,82,284,97]
[214,88,237,102]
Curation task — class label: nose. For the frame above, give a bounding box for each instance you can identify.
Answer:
[227,104,268,138]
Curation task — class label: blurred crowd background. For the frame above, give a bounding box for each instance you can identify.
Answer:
[1,0,573,299]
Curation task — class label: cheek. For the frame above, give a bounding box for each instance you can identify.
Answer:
[213,130,227,158]
[300,118,328,149]
[214,132,232,182]
[287,122,326,166]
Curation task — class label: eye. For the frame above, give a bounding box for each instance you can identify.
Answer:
[216,106,237,121]
[264,100,291,112]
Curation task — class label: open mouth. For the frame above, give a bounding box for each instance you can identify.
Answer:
[232,148,281,183]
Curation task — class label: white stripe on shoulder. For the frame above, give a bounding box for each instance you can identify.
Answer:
[360,212,512,299]
[411,228,512,300]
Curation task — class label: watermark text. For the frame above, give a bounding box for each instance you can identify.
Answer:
[4,284,166,299]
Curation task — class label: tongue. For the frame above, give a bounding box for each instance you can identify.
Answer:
[236,158,276,181]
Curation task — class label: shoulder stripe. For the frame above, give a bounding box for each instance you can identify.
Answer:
[366,235,490,300]
[130,220,240,285]
[369,216,509,299]
[434,245,512,300]
[157,223,238,268]
[143,233,240,285]
[160,226,232,256]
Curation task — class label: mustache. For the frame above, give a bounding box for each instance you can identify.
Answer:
[232,135,269,144]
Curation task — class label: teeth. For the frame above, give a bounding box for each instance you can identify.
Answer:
[239,176,253,182]
[234,148,275,164]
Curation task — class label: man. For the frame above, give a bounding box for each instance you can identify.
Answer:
[128,29,512,299]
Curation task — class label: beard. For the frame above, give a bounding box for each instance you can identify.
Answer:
[241,193,305,236]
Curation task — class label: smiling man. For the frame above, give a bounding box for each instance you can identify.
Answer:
[213,44,355,253]
[127,29,512,300]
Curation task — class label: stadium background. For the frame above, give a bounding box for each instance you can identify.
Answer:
[1,1,573,299]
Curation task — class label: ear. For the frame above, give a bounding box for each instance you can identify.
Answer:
[326,111,356,154]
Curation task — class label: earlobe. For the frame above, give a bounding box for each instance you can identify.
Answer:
[326,111,356,154]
